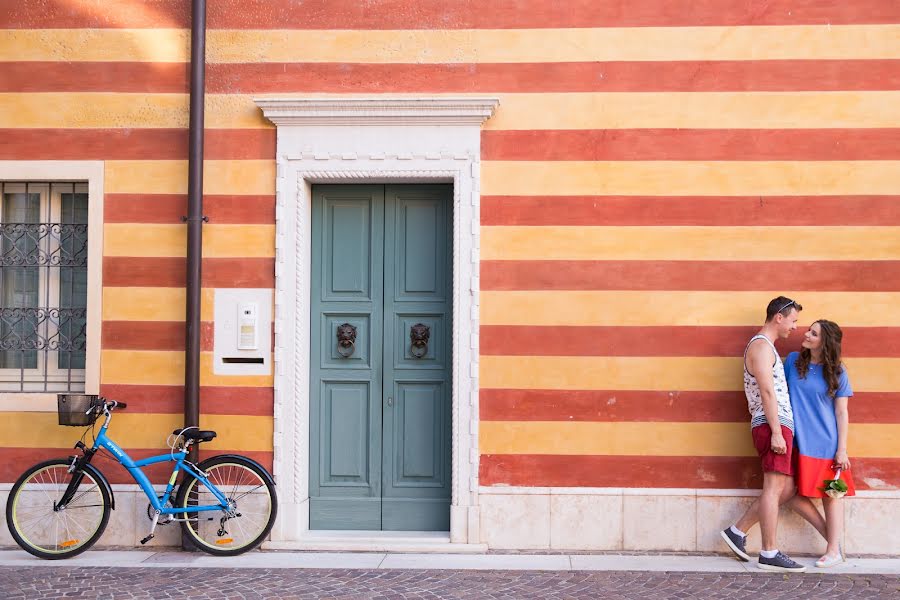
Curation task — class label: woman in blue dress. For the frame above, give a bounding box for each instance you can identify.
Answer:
[784,320,854,568]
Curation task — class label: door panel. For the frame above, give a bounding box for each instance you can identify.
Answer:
[322,382,370,482]
[382,185,451,531]
[310,184,451,531]
[310,185,384,530]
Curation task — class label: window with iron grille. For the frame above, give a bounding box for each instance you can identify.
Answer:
[0,182,88,392]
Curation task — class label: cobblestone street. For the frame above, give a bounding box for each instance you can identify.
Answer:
[3,567,897,599]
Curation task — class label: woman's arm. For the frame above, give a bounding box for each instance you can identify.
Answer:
[834,396,850,470]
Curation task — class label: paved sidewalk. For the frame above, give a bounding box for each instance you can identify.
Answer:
[0,548,896,574]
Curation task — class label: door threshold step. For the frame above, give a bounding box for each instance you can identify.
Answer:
[264,531,487,554]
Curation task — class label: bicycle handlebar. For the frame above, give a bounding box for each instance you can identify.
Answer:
[101,399,127,411]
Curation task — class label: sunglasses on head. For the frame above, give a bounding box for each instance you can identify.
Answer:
[776,300,795,313]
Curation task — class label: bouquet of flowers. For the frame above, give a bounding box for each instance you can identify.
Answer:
[819,468,848,499]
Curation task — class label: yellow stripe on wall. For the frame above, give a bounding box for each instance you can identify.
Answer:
[0,29,190,62]
[482,226,900,261]
[104,224,276,258]
[485,92,900,130]
[211,25,900,63]
[5,93,900,130]
[4,26,898,63]
[481,291,900,328]
[106,160,275,195]
[0,412,272,452]
[479,356,900,393]
[482,161,900,196]
[103,288,215,321]
[101,350,273,387]
[479,421,900,458]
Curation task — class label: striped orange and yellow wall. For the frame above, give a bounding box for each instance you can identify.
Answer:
[1,0,899,491]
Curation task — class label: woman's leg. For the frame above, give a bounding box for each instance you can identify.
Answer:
[787,494,827,539]
[821,496,843,557]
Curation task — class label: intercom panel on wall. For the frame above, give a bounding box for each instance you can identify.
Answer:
[213,288,273,376]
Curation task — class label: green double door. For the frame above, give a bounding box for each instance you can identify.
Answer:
[309,184,452,531]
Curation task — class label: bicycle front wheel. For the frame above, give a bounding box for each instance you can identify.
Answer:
[175,455,277,556]
[6,459,111,559]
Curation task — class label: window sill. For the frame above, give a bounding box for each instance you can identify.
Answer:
[0,392,58,411]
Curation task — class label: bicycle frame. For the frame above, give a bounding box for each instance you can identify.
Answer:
[88,415,229,515]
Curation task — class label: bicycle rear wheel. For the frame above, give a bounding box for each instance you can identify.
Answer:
[6,459,111,559]
[175,455,277,556]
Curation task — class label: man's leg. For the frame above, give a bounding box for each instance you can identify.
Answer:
[759,471,787,551]
[756,471,806,572]
[731,481,824,535]
[735,487,826,539]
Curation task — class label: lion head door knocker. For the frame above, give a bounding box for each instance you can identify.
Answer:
[409,323,430,359]
[336,323,358,358]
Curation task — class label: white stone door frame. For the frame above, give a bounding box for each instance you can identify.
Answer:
[257,98,498,544]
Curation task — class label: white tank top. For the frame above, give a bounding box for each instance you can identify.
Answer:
[743,334,794,432]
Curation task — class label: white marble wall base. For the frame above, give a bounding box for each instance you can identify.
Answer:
[551,494,623,550]
[624,494,696,551]
[478,490,899,555]
[479,494,550,549]
[0,489,183,549]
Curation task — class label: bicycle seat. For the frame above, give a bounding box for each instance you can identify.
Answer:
[173,429,217,443]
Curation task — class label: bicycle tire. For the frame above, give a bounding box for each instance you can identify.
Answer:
[6,459,111,559]
[175,455,277,556]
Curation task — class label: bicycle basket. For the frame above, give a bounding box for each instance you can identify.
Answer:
[57,394,101,427]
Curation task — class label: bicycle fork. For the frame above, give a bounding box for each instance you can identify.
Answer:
[56,446,93,510]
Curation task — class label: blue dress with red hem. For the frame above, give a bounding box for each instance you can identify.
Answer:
[784,352,855,498]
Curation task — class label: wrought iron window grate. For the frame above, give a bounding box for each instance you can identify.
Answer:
[1,181,88,392]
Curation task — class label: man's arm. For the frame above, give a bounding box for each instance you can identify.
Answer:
[746,340,786,453]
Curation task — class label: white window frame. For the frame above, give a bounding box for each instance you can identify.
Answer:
[0,162,103,408]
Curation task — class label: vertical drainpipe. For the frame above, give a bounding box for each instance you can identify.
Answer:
[184,0,206,463]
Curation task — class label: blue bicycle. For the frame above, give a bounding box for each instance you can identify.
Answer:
[5,395,277,559]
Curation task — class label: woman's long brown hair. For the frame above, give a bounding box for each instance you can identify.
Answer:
[796,320,844,398]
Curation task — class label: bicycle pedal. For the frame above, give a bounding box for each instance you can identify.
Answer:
[140,534,155,545]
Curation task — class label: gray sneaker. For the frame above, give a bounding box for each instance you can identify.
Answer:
[720,528,750,562]
[758,551,807,573]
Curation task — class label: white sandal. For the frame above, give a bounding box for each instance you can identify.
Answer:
[815,552,844,568]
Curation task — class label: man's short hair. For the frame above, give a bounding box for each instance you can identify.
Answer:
[766,296,802,322]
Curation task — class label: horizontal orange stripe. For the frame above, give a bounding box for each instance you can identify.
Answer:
[479,326,900,357]
[480,260,900,291]
[207,60,900,93]
[104,194,275,224]
[4,1,897,29]
[479,390,900,424]
[103,257,275,288]
[3,61,899,93]
[0,62,186,92]
[482,129,900,161]
[0,129,274,160]
[481,196,900,226]
[103,320,275,352]
[14,128,900,161]
[98,384,273,416]
[101,321,206,351]
[0,447,272,485]
[479,455,900,489]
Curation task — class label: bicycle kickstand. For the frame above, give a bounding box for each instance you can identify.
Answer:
[141,510,161,545]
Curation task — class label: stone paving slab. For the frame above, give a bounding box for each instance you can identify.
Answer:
[2,566,898,600]
[0,549,897,575]
[379,552,572,571]
[570,554,750,573]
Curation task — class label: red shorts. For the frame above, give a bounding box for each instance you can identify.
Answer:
[751,424,796,477]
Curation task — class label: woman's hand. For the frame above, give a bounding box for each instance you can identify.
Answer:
[834,450,851,471]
